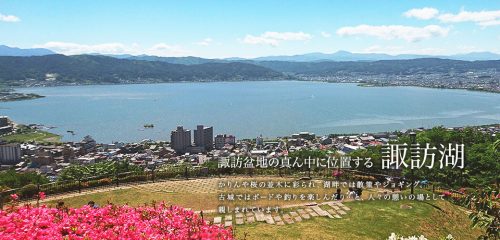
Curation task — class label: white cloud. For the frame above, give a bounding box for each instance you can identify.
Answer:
[438,10,500,27]
[33,42,190,56]
[0,13,20,22]
[195,38,213,46]
[320,31,332,38]
[336,24,449,42]
[148,43,188,56]
[242,31,312,46]
[403,7,439,20]
[243,35,279,46]
[34,42,130,55]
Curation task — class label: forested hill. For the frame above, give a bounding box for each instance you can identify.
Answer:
[0,54,284,85]
[1,54,499,86]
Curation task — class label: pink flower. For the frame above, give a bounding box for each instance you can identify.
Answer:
[9,194,18,201]
[38,192,46,200]
[443,191,452,197]
[332,170,342,177]
[0,203,233,239]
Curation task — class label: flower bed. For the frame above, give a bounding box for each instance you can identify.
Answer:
[0,202,232,239]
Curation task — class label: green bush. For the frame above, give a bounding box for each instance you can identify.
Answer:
[19,184,38,198]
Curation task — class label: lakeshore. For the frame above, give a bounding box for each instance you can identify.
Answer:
[2,81,499,143]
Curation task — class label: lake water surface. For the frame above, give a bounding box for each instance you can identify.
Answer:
[1,81,499,143]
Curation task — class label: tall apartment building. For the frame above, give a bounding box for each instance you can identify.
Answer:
[194,125,213,151]
[256,135,264,147]
[170,126,191,153]
[0,116,12,135]
[0,143,22,165]
[0,116,8,127]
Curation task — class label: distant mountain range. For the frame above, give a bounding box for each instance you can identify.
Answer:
[0,45,55,57]
[248,51,500,62]
[1,45,499,62]
[126,55,226,65]
[110,51,500,63]
[0,45,499,87]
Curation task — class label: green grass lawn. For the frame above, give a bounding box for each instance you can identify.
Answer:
[45,188,213,210]
[43,178,378,211]
[234,200,483,240]
[1,130,60,143]
[44,185,484,240]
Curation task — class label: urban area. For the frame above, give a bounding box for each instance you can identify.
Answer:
[1,115,499,181]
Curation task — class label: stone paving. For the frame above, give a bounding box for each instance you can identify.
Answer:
[36,177,354,229]
[132,176,302,194]
[209,201,352,227]
[131,178,221,194]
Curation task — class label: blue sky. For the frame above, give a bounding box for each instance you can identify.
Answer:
[1,0,499,58]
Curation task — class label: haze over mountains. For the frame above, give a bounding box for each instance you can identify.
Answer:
[248,51,500,62]
[0,45,56,57]
[1,45,500,62]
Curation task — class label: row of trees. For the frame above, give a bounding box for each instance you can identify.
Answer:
[402,127,499,188]
[0,170,48,190]
[57,161,142,182]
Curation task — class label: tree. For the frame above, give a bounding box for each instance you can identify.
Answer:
[0,170,49,189]
[57,161,141,182]
[459,187,499,239]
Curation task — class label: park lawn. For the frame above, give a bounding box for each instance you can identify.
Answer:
[43,179,379,210]
[234,200,483,240]
[45,189,484,239]
[42,180,484,239]
[1,130,60,143]
[44,188,214,210]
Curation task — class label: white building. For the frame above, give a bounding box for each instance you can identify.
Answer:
[0,144,22,165]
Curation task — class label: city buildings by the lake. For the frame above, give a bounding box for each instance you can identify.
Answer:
[301,69,500,93]
[1,115,499,180]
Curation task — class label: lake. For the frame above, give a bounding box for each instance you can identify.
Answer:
[1,81,499,143]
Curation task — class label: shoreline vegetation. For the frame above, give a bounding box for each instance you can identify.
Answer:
[0,88,44,102]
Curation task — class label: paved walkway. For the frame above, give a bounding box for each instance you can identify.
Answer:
[34,176,292,204]
[208,201,352,227]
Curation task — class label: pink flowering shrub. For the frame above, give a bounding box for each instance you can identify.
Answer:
[332,170,342,178]
[9,194,18,201]
[38,192,46,200]
[442,191,452,197]
[0,203,233,240]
